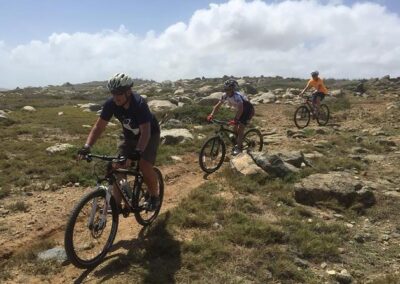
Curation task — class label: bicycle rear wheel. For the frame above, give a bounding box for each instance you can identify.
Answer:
[199,136,226,173]
[294,105,311,129]
[133,167,164,226]
[316,104,330,126]
[243,128,263,152]
[64,188,119,269]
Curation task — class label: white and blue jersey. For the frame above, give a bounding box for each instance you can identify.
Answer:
[220,91,251,110]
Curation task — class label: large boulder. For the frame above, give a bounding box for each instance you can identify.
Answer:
[148,100,177,112]
[198,92,224,106]
[160,129,193,145]
[78,103,102,112]
[250,92,276,104]
[22,106,36,112]
[230,153,266,176]
[294,172,376,208]
[249,151,300,177]
[270,150,308,168]
[331,89,344,97]
[0,110,8,119]
[198,85,214,94]
[241,84,258,95]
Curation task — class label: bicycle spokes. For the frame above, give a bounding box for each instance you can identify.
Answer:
[71,194,114,262]
[294,105,311,128]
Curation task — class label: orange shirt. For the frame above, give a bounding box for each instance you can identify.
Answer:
[307,77,328,94]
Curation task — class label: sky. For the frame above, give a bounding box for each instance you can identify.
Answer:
[0,0,399,88]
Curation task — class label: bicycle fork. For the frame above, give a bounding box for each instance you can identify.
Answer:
[87,185,111,234]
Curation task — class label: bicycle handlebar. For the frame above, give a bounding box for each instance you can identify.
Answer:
[84,153,128,163]
[209,118,229,126]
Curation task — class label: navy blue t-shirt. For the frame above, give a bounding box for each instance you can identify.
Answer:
[100,92,160,140]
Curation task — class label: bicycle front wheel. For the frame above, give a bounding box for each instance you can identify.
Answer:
[294,105,311,129]
[243,128,263,152]
[316,104,330,126]
[133,167,164,226]
[64,188,119,269]
[199,136,226,173]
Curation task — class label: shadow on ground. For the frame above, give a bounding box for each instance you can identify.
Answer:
[74,212,182,284]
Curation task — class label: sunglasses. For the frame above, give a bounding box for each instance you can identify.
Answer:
[111,89,127,96]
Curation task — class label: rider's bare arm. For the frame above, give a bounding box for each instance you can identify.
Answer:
[210,100,223,116]
[85,118,108,147]
[300,82,310,96]
[136,122,151,153]
[235,102,244,120]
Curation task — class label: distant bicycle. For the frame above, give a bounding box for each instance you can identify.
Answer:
[64,153,164,269]
[199,118,263,173]
[294,95,330,128]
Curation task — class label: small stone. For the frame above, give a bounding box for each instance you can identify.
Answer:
[294,257,310,268]
[321,262,328,269]
[74,182,80,187]
[37,247,67,263]
[326,269,336,276]
[336,269,353,284]
[212,222,223,230]
[170,155,183,162]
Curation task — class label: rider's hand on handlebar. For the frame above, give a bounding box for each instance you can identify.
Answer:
[127,150,141,161]
[207,114,213,122]
[77,145,91,160]
[228,119,238,126]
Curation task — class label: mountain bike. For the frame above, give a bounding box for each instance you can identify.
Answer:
[293,95,330,128]
[64,153,164,269]
[199,119,264,173]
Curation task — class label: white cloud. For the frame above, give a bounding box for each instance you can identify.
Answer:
[0,0,400,88]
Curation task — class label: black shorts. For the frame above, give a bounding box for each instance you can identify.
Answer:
[312,92,326,103]
[118,132,160,165]
[238,102,254,125]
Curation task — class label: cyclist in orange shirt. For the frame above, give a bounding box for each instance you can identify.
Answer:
[299,71,328,117]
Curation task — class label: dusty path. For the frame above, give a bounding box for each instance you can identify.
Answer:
[2,153,210,283]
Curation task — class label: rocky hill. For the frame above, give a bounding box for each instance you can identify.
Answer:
[0,75,400,283]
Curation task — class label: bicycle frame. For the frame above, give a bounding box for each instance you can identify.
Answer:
[86,154,144,226]
[211,119,237,146]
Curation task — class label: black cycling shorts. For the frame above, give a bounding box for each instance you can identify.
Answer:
[118,132,160,165]
[312,92,326,103]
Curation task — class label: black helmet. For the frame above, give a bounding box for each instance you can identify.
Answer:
[223,79,239,91]
[311,71,319,77]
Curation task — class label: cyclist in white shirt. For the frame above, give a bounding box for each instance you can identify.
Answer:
[207,79,255,155]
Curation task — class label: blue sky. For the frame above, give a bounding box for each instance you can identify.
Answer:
[0,0,400,88]
[0,0,228,45]
[0,0,398,45]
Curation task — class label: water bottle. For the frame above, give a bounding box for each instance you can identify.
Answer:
[120,179,132,200]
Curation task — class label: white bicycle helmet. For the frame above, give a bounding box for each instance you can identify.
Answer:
[107,73,134,92]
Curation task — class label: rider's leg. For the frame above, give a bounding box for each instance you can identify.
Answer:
[314,96,321,116]
[140,159,159,197]
[236,124,245,150]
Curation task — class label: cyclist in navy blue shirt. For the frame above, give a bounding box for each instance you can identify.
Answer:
[78,73,161,212]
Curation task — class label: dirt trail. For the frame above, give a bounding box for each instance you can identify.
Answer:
[2,153,209,283]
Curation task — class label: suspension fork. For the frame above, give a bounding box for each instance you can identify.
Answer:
[87,185,111,229]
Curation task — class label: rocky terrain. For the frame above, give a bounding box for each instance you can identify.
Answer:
[0,75,400,283]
